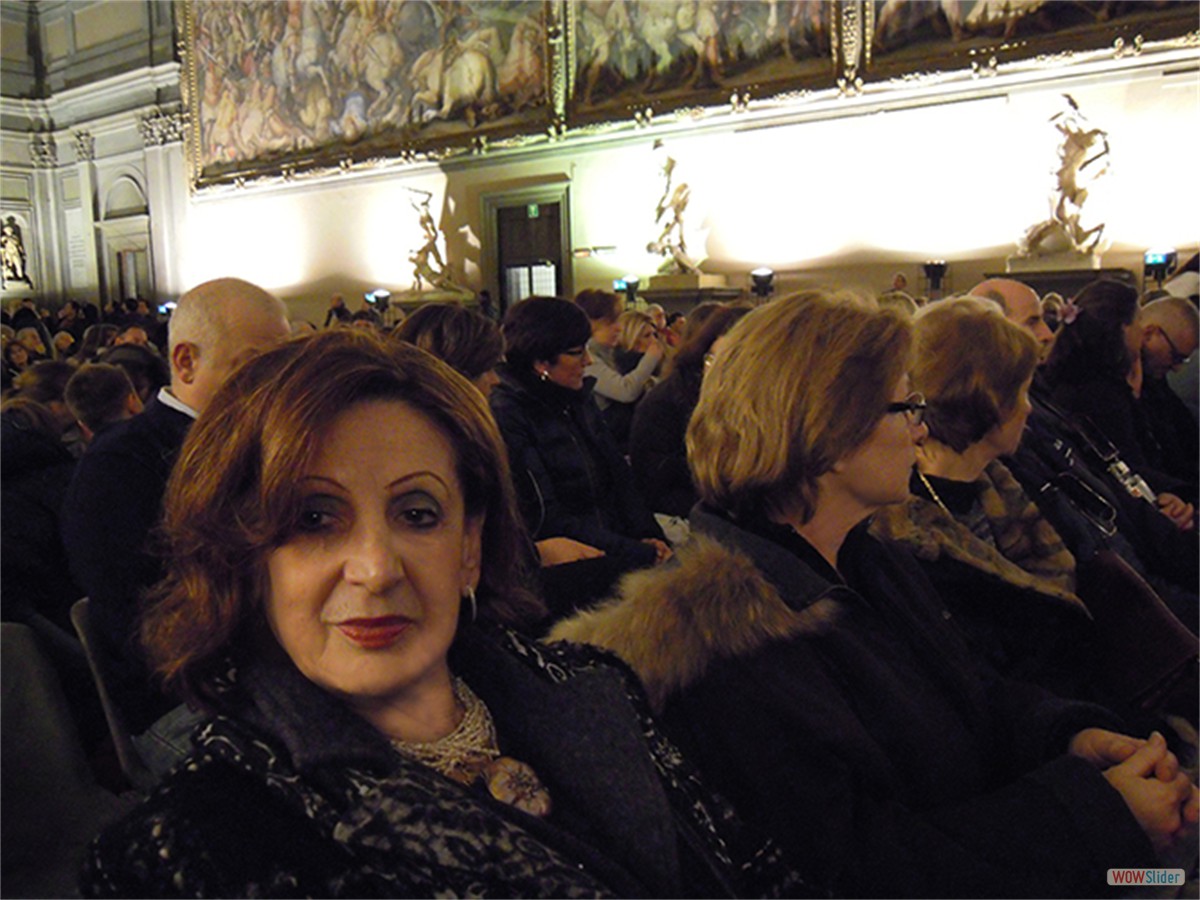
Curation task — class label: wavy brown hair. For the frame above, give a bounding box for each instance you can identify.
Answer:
[688,290,912,524]
[142,329,542,708]
[911,296,1039,452]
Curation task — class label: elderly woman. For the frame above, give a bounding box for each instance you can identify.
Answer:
[552,291,1196,897]
[868,298,1115,701]
[490,297,670,576]
[81,329,798,898]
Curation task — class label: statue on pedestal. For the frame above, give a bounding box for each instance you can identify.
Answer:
[1012,95,1109,267]
[407,188,469,294]
[1,216,32,288]
[646,144,702,276]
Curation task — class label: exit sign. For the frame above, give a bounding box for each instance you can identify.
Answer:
[527,203,539,219]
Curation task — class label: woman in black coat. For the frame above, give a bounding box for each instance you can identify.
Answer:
[489,297,670,576]
[553,290,1197,898]
[82,330,799,898]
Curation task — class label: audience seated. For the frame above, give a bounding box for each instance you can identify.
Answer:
[9,359,86,456]
[1,397,82,637]
[552,290,1198,897]
[64,363,144,443]
[629,304,749,518]
[490,297,670,585]
[76,323,119,364]
[868,297,1190,713]
[575,289,662,450]
[97,342,170,405]
[81,329,799,899]
[394,301,614,621]
[392,301,504,397]
[1041,278,1196,515]
[62,278,290,778]
[973,278,1200,609]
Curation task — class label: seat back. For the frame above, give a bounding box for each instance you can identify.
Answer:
[69,598,155,792]
[2,623,139,898]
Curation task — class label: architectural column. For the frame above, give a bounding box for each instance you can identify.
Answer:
[28,132,63,300]
[139,109,187,301]
[70,129,101,303]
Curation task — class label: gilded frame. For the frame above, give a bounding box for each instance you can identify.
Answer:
[860,0,1200,84]
[182,0,560,189]
[565,0,839,126]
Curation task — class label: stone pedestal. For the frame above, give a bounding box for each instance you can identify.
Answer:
[648,272,728,291]
[1005,252,1101,273]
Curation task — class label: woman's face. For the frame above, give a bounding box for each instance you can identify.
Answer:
[985,375,1034,458]
[540,345,590,391]
[633,324,656,354]
[472,368,500,398]
[828,376,926,514]
[264,400,482,721]
[592,317,621,348]
[7,343,28,366]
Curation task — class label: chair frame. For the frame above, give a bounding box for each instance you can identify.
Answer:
[69,598,156,792]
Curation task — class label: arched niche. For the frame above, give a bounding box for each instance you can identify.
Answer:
[97,173,152,304]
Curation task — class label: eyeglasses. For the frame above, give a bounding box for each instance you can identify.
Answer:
[885,392,927,427]
[1156,327,1191,366]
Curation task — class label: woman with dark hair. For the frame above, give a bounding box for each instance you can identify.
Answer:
[82,329,798,898]
[1042,278,1196,525]
[629,304,749,517]
[392,302,504,397]
[553,290,1196,898]
[76,323,119,363]
[490,297,670,579]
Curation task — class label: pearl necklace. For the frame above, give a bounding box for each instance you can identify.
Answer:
[390,677,552,817]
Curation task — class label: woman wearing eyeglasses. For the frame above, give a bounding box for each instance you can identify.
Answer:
[490,298,671,617]
[552,290,1194,897]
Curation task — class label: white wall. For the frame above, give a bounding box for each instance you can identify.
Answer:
[175,57,1199,323]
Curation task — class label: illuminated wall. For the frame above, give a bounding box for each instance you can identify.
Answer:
[176,58,1198,321]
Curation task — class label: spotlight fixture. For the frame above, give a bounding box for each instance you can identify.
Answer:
[923,260,947,299]
[1144,248,1177,288]
[750,266,775,298]
[365,289,391,311]
[613,274,640,306]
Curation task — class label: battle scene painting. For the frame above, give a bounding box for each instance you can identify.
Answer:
[568,0,836,123]
[866,0,1198,82]
[185,0,551,186]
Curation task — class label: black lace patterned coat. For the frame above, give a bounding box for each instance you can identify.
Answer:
[81,623,804,898]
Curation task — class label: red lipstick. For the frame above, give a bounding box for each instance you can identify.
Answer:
[336,616,411,649]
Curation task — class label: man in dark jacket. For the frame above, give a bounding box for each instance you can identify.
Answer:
[62,278,289,772]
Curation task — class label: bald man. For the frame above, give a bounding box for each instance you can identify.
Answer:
[969,278,1056,360]
[64,279,289,774]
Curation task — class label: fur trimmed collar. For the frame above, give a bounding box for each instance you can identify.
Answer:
[549,534,839,712]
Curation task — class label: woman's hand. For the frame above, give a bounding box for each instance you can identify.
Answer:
[1156,493,1196,531]
[1092,732,1198,855]
[535,537,605,567]
[642,538,673,565]
[1068,727,1144,769]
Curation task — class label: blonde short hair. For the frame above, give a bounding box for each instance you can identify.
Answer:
[911,296,1039,452]
[687,290,911,523]
[617,310,655,353]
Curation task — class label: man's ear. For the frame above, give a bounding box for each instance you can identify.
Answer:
[172,342,199,384]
